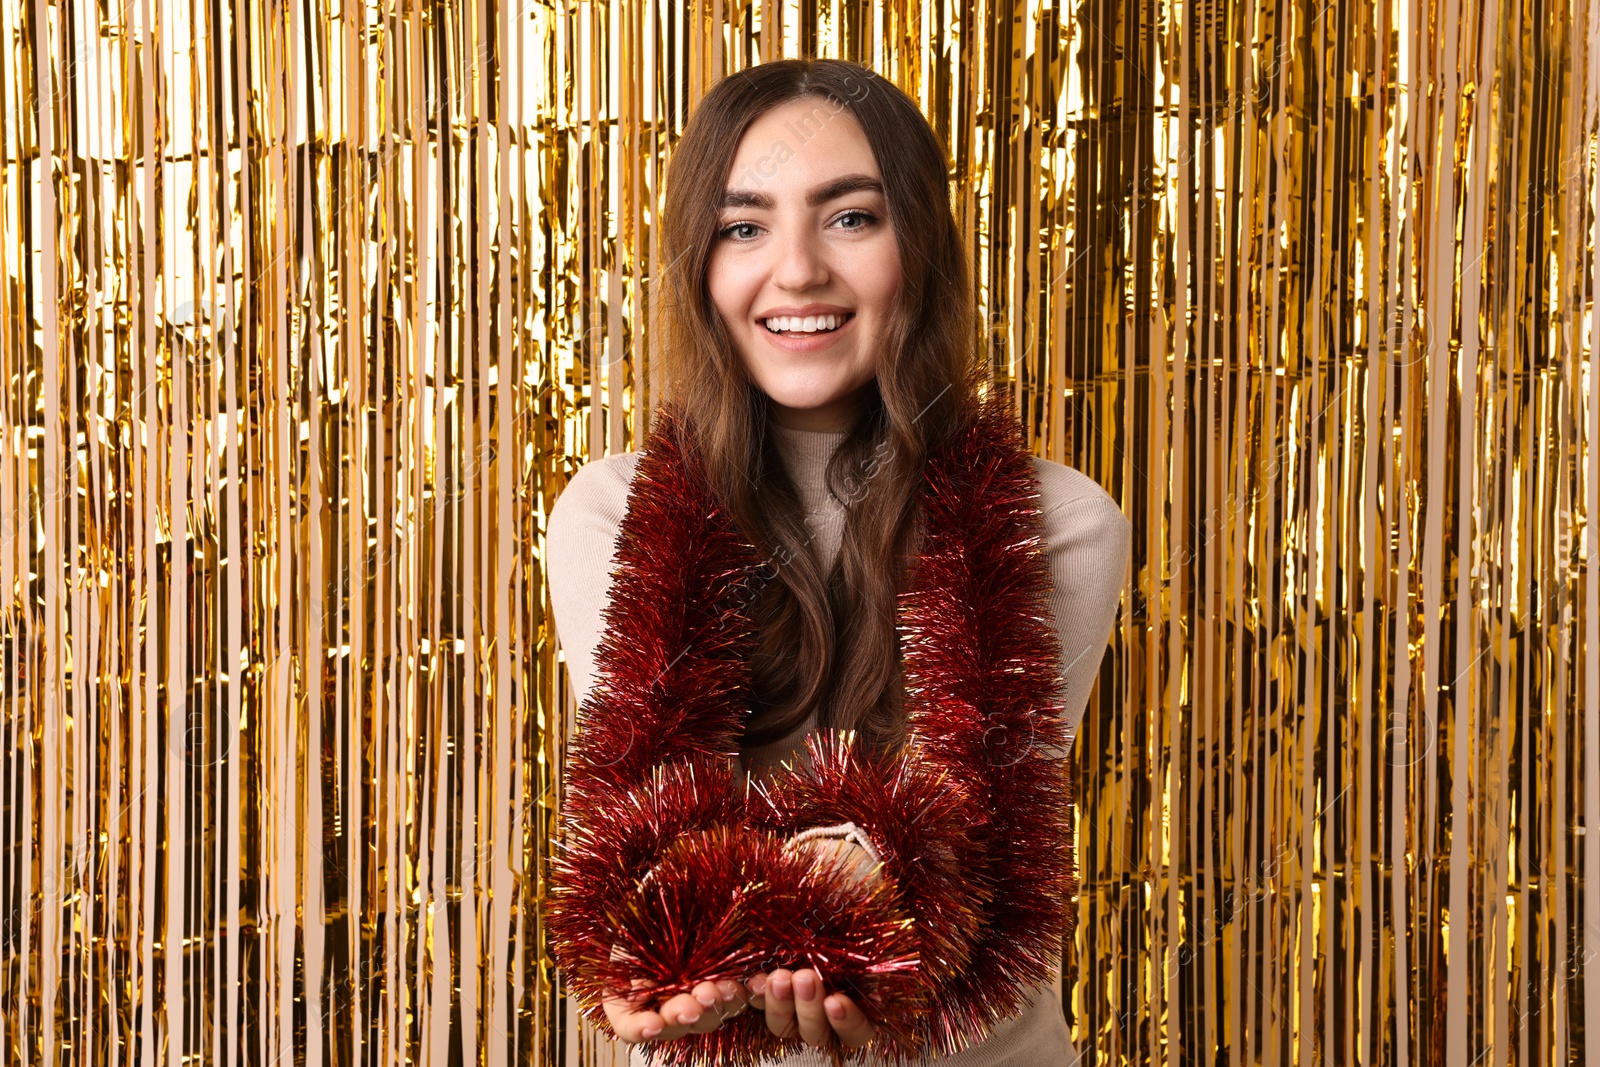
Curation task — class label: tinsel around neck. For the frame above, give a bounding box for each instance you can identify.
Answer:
[546,389,1076,1067]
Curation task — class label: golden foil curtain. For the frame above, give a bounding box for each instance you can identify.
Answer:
[2,1,1597,1065]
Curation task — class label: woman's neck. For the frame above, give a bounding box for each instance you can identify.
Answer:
[769,421,847,488]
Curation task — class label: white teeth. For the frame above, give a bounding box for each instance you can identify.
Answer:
[764,314,847,334]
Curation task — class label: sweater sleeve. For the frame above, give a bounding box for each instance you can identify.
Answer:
[546,452,641,712]
[1029,458,1133,752]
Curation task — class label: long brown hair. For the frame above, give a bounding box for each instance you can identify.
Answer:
[658,58,984,756]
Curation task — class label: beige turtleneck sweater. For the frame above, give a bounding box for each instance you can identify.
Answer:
[548,420,1131,1067]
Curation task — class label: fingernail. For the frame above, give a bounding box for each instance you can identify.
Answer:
[749,976,767,996]
[795,973,817,1001]
[682,1010,701,1024]
[641,1024,661,1038]
[827,998,846,1020]
[772,976,792,999]
[696,992,716,1008]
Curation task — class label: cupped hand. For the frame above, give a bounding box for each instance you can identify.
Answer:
[603,977,752,1045]
[746,967,877,1052]
[601,839,877,1048]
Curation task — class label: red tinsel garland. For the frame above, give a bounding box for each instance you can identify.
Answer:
[544,393,1076,1067]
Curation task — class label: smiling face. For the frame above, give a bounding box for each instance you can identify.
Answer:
[706,96,903,432]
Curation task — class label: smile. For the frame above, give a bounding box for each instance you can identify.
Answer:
[762,312,854,335]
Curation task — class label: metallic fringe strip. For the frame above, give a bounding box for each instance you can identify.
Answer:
[1,1,1595,1065]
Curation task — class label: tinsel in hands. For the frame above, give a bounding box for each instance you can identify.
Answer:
[544,393,1075,1066]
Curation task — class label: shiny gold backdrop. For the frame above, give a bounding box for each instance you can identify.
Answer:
[2,0,1597,1065]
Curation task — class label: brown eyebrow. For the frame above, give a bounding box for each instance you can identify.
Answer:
[721,174,885,210]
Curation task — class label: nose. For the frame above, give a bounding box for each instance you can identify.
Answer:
[770,227,829,291]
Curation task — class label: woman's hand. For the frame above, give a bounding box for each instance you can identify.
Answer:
[603,977,752,1044]
[746,968,877,1052]
[735,838,880,1051]
[600,838,876,1047]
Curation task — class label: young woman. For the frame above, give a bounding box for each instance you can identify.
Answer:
[547,59,1130,1066]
